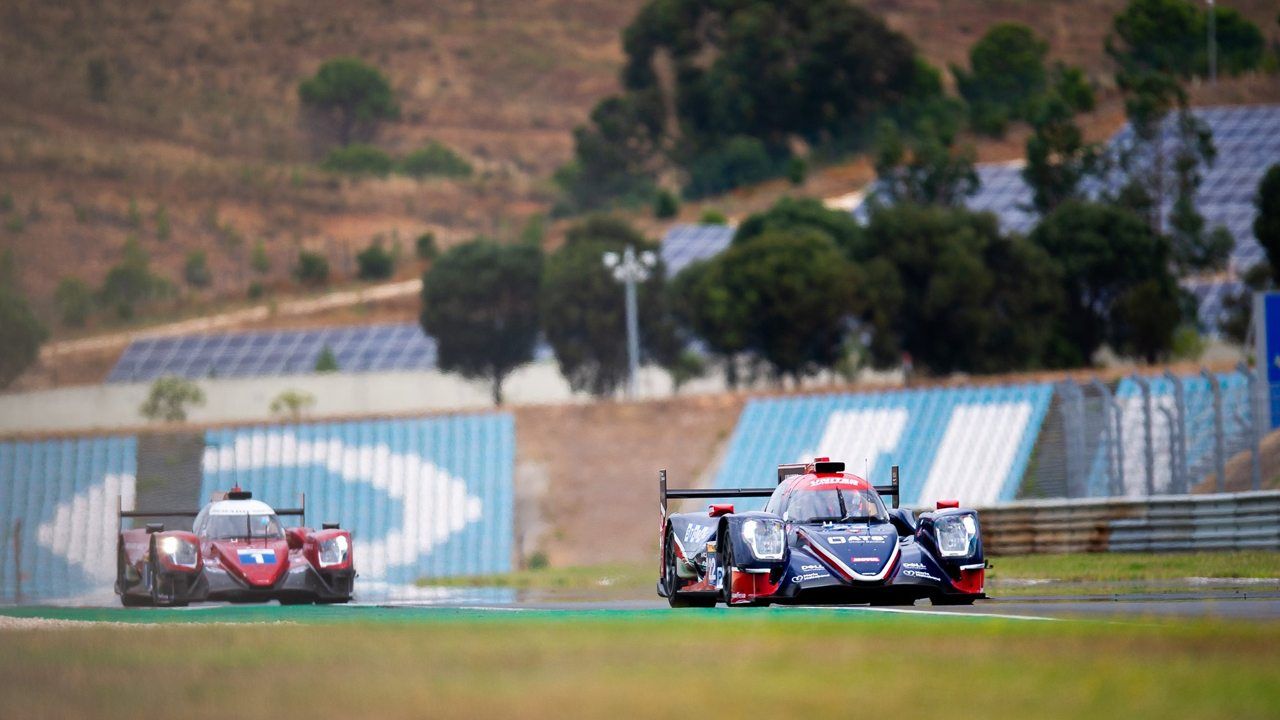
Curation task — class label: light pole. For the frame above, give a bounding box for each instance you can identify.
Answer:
[1207,0,1217,84]
[603,245,657,398]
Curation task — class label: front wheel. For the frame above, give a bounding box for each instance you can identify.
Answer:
[664,530,714,608]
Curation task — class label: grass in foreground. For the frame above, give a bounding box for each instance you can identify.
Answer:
[1,610,1278,719]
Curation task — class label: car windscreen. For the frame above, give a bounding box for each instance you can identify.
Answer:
[785,488,888,524]
[203,513,285,540]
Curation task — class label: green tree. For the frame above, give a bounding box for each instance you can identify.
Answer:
[872,119,978,208]
[356,239,395,280]
[1023,93,1099,215]
[564,0,926,210]
[139,376,206,422]
[54,277,93,327]
[421,239,543,405]
[298,58,399,146]
[953,23,1049,135]
[735,196,867,259]
[688,229,858,381]
[414,232,439,261]
[540,217,676,396]
[1114,71,1227,273]
[1030,201,1180,365]
[1113,278,1183,363]
[860,204,1062,374]
[1256,164,1280,284]
[1108,0,1263,77]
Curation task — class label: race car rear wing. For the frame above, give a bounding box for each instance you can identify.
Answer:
[116,494,306,527]
[658,464,900,516]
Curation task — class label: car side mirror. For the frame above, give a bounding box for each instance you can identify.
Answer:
[708,504,734,518]
[145,523,164,534]
[285,527,307,550]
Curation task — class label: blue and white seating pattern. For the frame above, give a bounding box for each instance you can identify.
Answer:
[1085,372,1253,497]
[203,413,515,586]
[712,384,1054,508]
[0,437,136,603]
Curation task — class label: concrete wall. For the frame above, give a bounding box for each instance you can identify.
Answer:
[0,362,684,434]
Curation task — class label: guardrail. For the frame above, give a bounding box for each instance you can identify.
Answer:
[977,491,1280,554]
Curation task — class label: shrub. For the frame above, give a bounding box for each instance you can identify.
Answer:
[270,389,316,420]
[314,346,339,372]
[356,239,395,280]
[397,141,473,178]
[183,250,212,288]
[0,284,47,388]
[298,57,399,146]
[55,277,93,327]
[98,237,174,319]
[154,204,170,241]
[247,281,265,300]
[786,157,808,185]
[294,250,330,286]
[699,209,728,225]
[251,240,271,274]
[653,189,679,219]
[320,144,393,176]
[414,232,439,261]
[139,376,205,422]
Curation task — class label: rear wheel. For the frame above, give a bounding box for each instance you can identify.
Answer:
[721,540,736,607]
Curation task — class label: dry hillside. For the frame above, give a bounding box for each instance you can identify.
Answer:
[2,0,1276,344]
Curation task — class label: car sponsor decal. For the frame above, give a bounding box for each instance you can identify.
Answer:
[825,535,887,544]
[903,562,926,570]
[800,564,823,571]
[237,548,276,565]
[850,557,880,563]
[683,523,714,546]
[792,572,830,582]
[903,569,941,582]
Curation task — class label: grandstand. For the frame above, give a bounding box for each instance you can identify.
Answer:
[712,383,1054,508]
[1083,371,1256,497]
[0,413,514,602]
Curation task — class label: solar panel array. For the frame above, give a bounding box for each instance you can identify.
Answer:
[1182,278,1245,337]
[107,323,438,382]
[660,223,736,275]
[853,105,1280,272]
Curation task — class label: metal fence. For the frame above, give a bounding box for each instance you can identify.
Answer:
[1020,365,1267,500]
[979,491,1280,554]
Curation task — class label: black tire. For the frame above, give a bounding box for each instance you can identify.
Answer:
[664,529,715,608]
[721,539,736,607]
[147,537,187,608]
[120,593,152,608]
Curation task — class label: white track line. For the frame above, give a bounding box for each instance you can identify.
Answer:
[786,605,1060,621]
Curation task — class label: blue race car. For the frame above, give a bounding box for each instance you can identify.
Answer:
[657,458,986,607]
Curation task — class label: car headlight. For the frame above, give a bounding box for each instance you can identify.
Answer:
[319,535,350,568]
[741,519,784,560]
[159,536,197,566]
[935,514,978,558]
